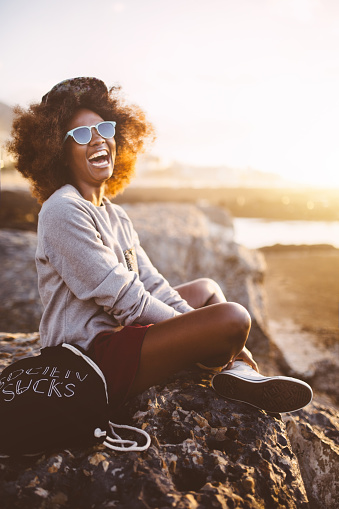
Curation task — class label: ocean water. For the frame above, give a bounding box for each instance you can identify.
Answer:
[233,218,339,249]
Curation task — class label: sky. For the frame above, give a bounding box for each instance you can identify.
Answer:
[1,0,339,187]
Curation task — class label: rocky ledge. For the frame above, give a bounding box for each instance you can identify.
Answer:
[1,201,338,508]
[0,334,338,508]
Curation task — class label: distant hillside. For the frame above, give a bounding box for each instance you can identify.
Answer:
[115,186,339,221]
[0,102,14,134]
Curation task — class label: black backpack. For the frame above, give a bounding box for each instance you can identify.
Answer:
[0,343,150,456]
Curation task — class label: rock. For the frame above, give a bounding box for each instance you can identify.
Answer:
[268,319,339,408]
[308,359,339,407]
[1,198,338,507]
[0,333,311,509]
[0,230,43,332]
[2,335,338,508]
[124,203,270,362]
[0,203,272,364]
[0,190,40,231]
[284,404,339,509]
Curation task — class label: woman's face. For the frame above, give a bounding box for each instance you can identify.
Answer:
[64,108,116,191]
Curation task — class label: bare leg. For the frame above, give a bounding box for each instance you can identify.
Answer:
[174,278,257,370]
[128,301,251,398]
[174,278,227,308]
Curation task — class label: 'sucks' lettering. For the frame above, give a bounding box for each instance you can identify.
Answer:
[0,365,88,402]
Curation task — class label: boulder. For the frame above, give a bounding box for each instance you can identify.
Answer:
[268,319,339,408]
[0,190,40,231]
[0,203,271,364]
[125,203,269,362]
[0,333,311,509]
[1,333,339,508]
[308,359,339,406]
[1,201,338,507]
[284,405,339,509]
[0,229,42,332]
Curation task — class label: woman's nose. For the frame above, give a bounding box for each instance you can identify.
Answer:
[90,127,104,145]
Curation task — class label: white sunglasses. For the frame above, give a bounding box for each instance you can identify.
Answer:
[63,121,116,145]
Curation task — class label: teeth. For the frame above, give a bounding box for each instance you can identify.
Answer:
[89,150,108,161]
[91,160,109,168]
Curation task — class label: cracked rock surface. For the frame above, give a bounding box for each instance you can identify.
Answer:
[0,334,312,509]
[1,335,339,508]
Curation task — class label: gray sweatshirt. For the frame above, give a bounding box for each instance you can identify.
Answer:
[36,185,194,350]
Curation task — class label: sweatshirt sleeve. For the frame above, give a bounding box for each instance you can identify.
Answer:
[39,198,183,326]
[132,229,194,314]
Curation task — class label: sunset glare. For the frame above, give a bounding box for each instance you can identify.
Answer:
[1,0,339,187]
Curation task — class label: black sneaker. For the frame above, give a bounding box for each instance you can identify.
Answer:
[212,361,313,413]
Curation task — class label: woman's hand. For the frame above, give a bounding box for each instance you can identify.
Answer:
[227,346,259,372]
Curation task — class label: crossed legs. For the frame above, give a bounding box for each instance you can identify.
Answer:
[128,278,254,398]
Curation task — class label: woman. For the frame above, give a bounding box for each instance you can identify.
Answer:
[7,77,312,414]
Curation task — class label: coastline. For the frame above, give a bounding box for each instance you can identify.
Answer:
[2,170,339,221]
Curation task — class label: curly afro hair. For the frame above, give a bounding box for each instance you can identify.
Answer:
[6,78,154,204]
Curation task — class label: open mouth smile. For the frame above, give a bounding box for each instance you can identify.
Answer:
[88,149,110,168]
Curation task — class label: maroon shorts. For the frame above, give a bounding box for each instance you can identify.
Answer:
[88,325,153,409]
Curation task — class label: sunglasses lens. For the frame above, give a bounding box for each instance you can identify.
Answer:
[73,127,91,144]
[97,122,115,139]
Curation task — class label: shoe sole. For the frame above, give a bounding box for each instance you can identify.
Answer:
[212,373,313,413]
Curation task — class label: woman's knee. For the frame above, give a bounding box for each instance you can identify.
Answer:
[196,277,219,292]
[213,302,251,348]
[175,278,226,308]
[195,278,227,305]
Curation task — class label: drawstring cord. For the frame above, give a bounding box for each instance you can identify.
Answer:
[62,344,151,453]
[95,422,151,452]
